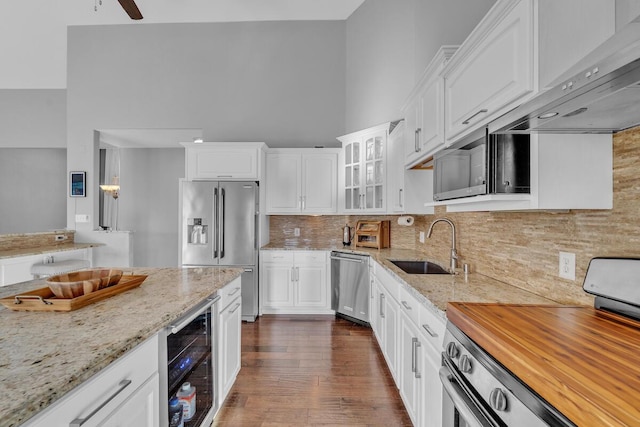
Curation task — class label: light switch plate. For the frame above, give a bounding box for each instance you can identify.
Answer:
[75,214,90,223]
[559,251,576,280]
[294,227,300,237]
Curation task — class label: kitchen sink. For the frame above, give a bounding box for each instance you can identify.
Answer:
[390,260,449,275]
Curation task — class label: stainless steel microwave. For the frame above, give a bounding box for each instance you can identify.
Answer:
[433,131,530,201]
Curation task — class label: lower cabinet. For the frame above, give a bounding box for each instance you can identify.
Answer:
[218,278,242,405]
[260,250,331,314]
[23,334,160,427]
[370,260,445,427]
[400,312,423,426]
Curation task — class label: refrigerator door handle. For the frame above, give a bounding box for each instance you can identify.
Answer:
[220,187,226,259]
[213,187,219,259]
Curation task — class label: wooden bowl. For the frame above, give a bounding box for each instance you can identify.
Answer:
[46,269,123,299]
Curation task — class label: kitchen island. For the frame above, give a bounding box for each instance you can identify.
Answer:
[0,267,242,427]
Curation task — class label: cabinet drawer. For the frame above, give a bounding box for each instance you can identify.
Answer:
[398,286,420,327]
[294,251,327,264]
[218,276,242,311]
[419,304,446,353]
[25,334,159,427]
[261,251,294,264]
[373,263,400,303]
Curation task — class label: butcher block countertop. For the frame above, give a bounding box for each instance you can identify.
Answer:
[448,302,640,427]
[0,267,242,427]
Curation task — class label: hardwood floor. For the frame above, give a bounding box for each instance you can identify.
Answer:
[212,315,412,426]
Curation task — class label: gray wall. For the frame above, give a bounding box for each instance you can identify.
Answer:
[66,21,347,236]
[118,148,184,267]
[0,89,66,148]
[345,0,495,132]
[0,148,66,234]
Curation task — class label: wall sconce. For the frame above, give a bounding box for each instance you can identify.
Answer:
[100,176,120,230]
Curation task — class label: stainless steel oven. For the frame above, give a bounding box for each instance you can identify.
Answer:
[440,325,573,427]
[160,295,220,427]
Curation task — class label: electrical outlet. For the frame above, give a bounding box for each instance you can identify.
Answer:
[559,251,576,280]
[75,214,90,223]
[294,227,300,237]
[54,235,66,241]
[419,231,425,243]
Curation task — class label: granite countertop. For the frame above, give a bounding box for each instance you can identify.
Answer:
[0,242,104,260]
[0,267,242,427]
[261,244,559,319]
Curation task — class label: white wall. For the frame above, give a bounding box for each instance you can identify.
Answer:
[0,148,67,233]
[345,0,495,132]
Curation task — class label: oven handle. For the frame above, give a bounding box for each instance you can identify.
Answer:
[440,364,497,427]
[169,295,221,335]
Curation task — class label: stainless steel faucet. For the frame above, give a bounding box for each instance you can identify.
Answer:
[426,218,458,273]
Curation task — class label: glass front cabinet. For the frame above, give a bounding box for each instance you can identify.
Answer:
[339,124,389,213]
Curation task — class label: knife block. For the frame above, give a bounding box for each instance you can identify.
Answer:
[354,220,390,249]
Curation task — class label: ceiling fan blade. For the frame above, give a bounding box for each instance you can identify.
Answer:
[117,0,143,20]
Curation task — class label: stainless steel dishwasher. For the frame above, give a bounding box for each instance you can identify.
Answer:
[330,251,370,325]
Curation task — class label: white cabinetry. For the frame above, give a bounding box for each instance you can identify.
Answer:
[370,263,400,383]
[218,277,242,404]
[24,335,160,427]
[370,260,446,427]
[260,250,331,314]
[337,123,388,213]
[182,142,266,180]
[266,149,339,214]
[0,248,92,286]
[387,122,434,214]
[403,46,457,168]
[443,0,614,146]
[445,0,535,144]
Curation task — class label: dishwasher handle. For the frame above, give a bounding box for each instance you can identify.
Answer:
[330,255,365,264]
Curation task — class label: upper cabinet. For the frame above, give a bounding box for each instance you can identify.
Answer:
[402,46,457,169]
[265,149,339,215]
[338,124,389,213]
[182,142,266,181]
[443,0,615,146]
[387,122,434,215]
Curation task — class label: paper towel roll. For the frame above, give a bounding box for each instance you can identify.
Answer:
[397,216,414,226]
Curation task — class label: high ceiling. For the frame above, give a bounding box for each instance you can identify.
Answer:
[0,0,365,89]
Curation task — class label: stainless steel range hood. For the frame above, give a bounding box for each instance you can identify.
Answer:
[489,21,640,134]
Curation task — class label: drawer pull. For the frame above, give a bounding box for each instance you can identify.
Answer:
[229,302,241,314]
[228,287,241,296]
[401,301,412,310]
[462,109,488,125]
[422,323,438,338]
[69,379,132,427]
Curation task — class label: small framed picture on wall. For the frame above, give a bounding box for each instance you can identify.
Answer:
[70,171,86,197]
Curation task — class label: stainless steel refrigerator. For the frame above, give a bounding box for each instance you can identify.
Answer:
[181,180,258,321]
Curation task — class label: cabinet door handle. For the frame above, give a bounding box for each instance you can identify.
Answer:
[422,323,438,338]
[462,109,488,125]
[380,293,385,318]
[415,128,422,152]
[412,338,422,379]
[296,267,299,282]
[69,379,132,427]
[399,189,403,208]
[301,196,306,210]
[402,301,412,310]
[291,267,296,282]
